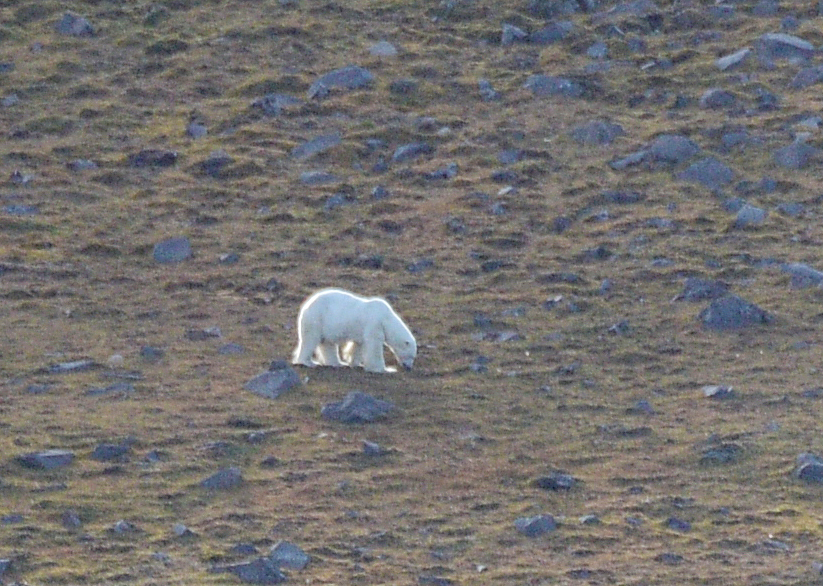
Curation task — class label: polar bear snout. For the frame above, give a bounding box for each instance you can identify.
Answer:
[401,359,414,371]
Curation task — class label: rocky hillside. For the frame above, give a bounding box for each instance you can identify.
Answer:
[3,0,823,584]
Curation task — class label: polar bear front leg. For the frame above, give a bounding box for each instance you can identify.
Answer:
[361,327,387,373]
[316,341,345,367]
[292,325,321,367]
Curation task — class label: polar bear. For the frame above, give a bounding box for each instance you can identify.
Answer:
[291,288,417,373]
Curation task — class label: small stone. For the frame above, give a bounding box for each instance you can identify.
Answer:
[586,41,608,59]
[647,134,700,164]
[244,367,301,399]
[253,93,301,116]
[734,204,767,228]
[56,12,94,36]
[140,346,165,362]
[291,133,341,161]
[215,557,287,584]
[67,159,98,172]
[515,514,556,537]
[529,21,573,44]
[501,23,527,45]
[756,32,815,62]
[790,65,823,89]
[111,519,140,534]
[392,142,434,163]
[153,236,192,263]
[173,523,196,537]
[269,541,310,570]
[362,440,386,456]
[701,442,743,464]
[321,391,395,424]
[200,467,243,490]
[534,471,576,491]
[678,157,734,190]
[91,442,132,462]
[716,48,751,71]
[308,65,374,100]
[186,120,207,139]
[16,449,75,470]
[570,120,624,145]
[199,150,233,177]
[782,263,823,289]
[62,510,82,529]
[773,142,818,170]
[369,40,398,57]
[478,78,501,101]
[128,149,178,168]
[523,75,583,98]
[699,88,736,110]
[666,517,691,532]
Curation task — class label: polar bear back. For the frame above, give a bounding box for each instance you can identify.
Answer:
[299,288,391,344]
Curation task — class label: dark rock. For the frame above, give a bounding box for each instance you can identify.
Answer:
[291,133,341,161]
[321,391,395,424]
[656,552,684,565]
[609,150,647,170]
[389,78,418,95]
[140,346,165,362]
[269,541,310,570]
[756,32,815,62]
[91,442,132,462]
[363,440,386,456]
[56,12,94,36]
[308,65,374,100]
[200,467,243,490]
[244,367,301,399]
[699,88,736,110]
[186,119,207,138]
[62,509,82,529]
[4,204,38,215]
[675,278,728,302]
[425,162,458,180]
[534,471,577,491]
[791,65,823,89]
[570,120,624,145]
[795,453,823,483]
[17,449,75,470]
[199,150,233,177]
[523,75,584,98]
[699,295,773,330]
[754,87,779,111]
[1,514,23,525]
[734,203,767,228]
[647,134,699,164]
[776,202,804,217]
[153,236,192,263]
[677,157,733,190]
[515,514,556,537]
[782,263,823,289]
[701,442,743,464]
[666,517,691,532]
[773,142,818,170]
[128,149,178,168]
[213,557,287,584]
[529,21,574,45]
[218,343,245,355]
[601,190,642,204]
[392,142,434,163]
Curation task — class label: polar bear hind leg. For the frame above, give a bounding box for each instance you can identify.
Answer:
[292,310,322,367]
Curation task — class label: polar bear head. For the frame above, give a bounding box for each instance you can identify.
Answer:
[381,304,417,370]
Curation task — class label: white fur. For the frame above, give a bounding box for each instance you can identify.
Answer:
[291,288,417,373]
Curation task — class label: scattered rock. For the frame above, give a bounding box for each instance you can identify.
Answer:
[153,236,192,264]
[200,467,243,490]
[782,263,823,289]
[700,442,743,464]
[515,514,556,537]
[308,65,374,100]
[269,541,310,570]
[790,65,823,89]
[392,142,434,163]
[253,93,302,116]
[647,134,700,164]
[478,78,501,101]
[321,391,395,424]
[244,364,301,399]
[755,32,815,62]
[794,453,823,483]
[212,557,287,584]
[67,159,98,172]
[85,382,136,397]
[91,441,133,462]
[773,142,818,170]
[128,149,178,168]
[199,150,233,177]
[16,449,75,470]
[501,23,528,45]
[674,278,728,302]
[677,157,734,190]
[111,519,141,534]
[56,12,94,36]
[716,48,751,71]
[523,75,584,98]
[44,359,100,374]
[291,133,341,160]
[699,88,737,110]
[529,21,574,44]
[369,40,398,57]
[570,120,624,145]
[534,471,577,491]
[299,171,338,185]
[699,295,773,330]
[734,203,767,229]
[666,517,691,532]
